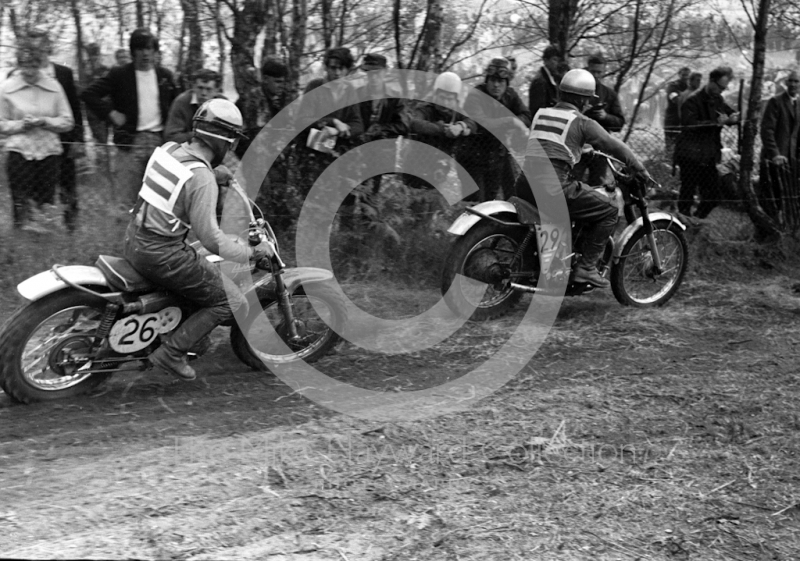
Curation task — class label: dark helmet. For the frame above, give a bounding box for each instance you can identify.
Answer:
[192,99,245,162]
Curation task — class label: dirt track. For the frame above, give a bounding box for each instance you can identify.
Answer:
[2,274,800,560]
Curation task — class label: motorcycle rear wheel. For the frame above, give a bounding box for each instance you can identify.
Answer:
[611,220,688,307]
[230,284,345,371]
[441,220,532,321]
[0,289,114,404]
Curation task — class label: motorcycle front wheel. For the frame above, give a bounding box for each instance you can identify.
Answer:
[611,219,689,307]
[441,220,532,321]
[230,284,345,371]
[0,289,115,404]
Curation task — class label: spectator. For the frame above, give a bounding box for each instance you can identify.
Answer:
[584,53,626,185]
[236,57,294,230]
[0,46,74,231]
[456,57,531,201]
[355,53,409,193]
[235,57,290,159]
[295,47,363,202]
[84,43,111,147]
[82,28,177,207]
[677,71,703,115]
[24,28,84,232]
[406,71,476,194]
[114,48,131,67]
[584,54,625,133]
[164,68,223,144]
[664,67,690,158]
[529,45,564,117]
[758,70,800,222]
[674,66,739,219]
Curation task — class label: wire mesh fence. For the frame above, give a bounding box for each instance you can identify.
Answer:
[0,116,785,255]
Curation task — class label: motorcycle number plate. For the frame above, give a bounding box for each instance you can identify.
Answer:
[536,224,563,273]
[109,307,182,353]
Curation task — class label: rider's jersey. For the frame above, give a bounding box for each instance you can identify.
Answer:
[526,102,645,175]
[134,142,251,263]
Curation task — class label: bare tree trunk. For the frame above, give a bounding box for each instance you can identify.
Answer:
[415,0,442,71]
[288,0,307,95]
[320,0,334,51]
[70,0,86,86]
[176,18,186,86]
[393,0,403,69]
[262,0,279,58]
[215,0,225,78]
[180,0,204,84]
[337,0,347,47]
[136,0,145,28]
[548,0,578,56]
[230,0,268,130]
[738,0,781,240]
[116,0,126,46]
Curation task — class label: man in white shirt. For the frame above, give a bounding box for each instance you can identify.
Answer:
[82,28,177,206]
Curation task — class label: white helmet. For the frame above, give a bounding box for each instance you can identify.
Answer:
[192,99,244,163]
[559,69,596,97]
[433,71,462,95]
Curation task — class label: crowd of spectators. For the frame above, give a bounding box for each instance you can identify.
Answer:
[2,28,796,235]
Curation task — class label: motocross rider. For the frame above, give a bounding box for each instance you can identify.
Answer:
[124,99,273,381]
[517,68,652,288]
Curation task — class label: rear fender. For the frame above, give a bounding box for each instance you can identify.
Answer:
[17,266,109,302]
[447,200,518,236]
[613,212,687,260]
[250,267,334,301]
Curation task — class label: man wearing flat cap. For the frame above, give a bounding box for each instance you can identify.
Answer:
[355,53,408,191]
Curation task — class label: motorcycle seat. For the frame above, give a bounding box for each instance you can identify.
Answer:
[95,255,157,293]
[508,196,541,226]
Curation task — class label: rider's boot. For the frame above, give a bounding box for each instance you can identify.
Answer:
[573,265,610,289]
[149,309,220,381]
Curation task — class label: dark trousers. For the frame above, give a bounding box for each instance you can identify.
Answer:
[124,221,248,352]
[60,146,78,226]
[677,157,719,218]
[513,169,618,268]
[6,151,61,228]
[457,153,518,202]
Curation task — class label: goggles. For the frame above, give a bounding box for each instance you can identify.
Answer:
[486,65,511,80]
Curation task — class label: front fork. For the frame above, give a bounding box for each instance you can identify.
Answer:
[268,255,303,343]
[632,196,664,275]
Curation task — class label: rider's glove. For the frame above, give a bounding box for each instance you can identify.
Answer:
[634,168,654,185]
[250,240,275,262]
[214,165,233,186]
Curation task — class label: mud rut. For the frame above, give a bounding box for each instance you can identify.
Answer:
[2,276,800,560]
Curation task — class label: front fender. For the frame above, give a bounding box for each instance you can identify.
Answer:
[613,212,687,259]
[17,266,109,302]
[447,200,518,236]
[251,267,334,301]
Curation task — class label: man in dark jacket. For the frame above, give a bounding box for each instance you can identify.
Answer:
[355,53,409,194]
[664,67,690,158]
[82,28,177,206]
[295,47,364,230]
[584,53,626,185]
[24,29,84,232]
[758,70,800,222]
[456,58,531,201]
[164,69,223,144]
[528,45,564,118]
[674,66,739,218]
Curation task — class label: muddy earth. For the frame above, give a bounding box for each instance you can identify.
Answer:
[1,269,800,560]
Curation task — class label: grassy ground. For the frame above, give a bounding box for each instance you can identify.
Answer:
[2,164,800,560]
